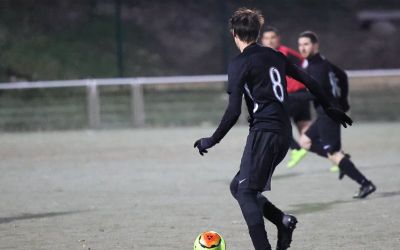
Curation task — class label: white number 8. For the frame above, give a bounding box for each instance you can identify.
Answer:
[269,67,284,102]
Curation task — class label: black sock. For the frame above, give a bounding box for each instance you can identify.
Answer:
[290,138,301,150]
[257,193,284,227]
[338,157,368,185]
[309,142,328,158]
[248,224,272,250]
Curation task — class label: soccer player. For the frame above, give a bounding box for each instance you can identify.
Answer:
[261,27,310,168]
[194,8,352,250]
[297,31,376,199]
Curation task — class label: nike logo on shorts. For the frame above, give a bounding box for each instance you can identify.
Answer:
[239,178,247,184]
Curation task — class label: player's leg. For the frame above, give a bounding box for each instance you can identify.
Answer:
[237,188,272,250]
[287,98,301,151]
[232,130,299,250]
[300,119,340,173]
[287,127,308,168]
[289,137,301,151]
[291,97,312,138]
[253,132,296,250]
[231,178,273,250]
[299,132,311,150]
[300,119,328,158]
[287,98,310,168]
[256,194,297,250]
[230,132,272,250]
[320,115,376,198]
[328,151,376,198]
[231,174,296,250]
[230,172,240,200]
[257,194,283,226]
[297,120,311,134]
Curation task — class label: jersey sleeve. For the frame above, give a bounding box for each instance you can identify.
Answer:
[329,62,350,111]
[211,58,248,143]
[285,48,303,66]
[284,57,332,109]
[288,91,315,102]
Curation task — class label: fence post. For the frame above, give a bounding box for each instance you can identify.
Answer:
[131,82,145,127]
[86,80,101,129]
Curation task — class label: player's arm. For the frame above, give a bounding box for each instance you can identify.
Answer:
[330,62,350,112]
[194,59,246,156]
[288,91,315,102]
[286,48,303,66]
[285,58,353,127]
[285,59,330,108]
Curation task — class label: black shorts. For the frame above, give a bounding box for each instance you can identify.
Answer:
[288,92,311,123]
[305,114,341,154]
[235,130,290,192]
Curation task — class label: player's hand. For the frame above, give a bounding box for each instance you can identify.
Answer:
[341,101,350,113]
[325,107,353,128]
[194,137,216,156]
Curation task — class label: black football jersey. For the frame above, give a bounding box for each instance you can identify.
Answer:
[229,43,291,133]
[211,43,332,143]
[303,53,349,113]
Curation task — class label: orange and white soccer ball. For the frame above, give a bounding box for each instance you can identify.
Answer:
[193,231,226,250]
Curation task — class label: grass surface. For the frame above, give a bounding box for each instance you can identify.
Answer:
[0,123,399,249]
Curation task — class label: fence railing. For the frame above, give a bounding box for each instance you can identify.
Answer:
[1,69,399,129]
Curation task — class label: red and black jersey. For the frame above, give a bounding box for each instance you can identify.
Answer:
[278,45,306,93]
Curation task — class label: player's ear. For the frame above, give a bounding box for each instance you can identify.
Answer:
[231,29,236,38]
[314,43,319,53]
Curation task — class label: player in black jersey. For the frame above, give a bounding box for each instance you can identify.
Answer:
[297,31,376,199]
[194,9,352,250]
[261,26,311,169]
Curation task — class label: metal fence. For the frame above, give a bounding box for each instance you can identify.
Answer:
[0,69,399,130]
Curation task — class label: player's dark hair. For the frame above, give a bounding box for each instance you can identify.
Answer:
[299,31,319,44]
[229,8,264,43]
[263,26,279,36]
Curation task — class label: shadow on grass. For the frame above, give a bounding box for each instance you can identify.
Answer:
[286,200,352,215]
[0,210,87,224]
[376,190,400,198]
[287,190,400,215]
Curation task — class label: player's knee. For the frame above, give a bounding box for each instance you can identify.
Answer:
[327,151,344,164]
[237,189,263,226]
[299,135,311,150]
[236,188,258,206]
[256,193,267,210]
[297,121,311,134]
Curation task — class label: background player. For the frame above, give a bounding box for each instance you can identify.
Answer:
[261,26,310,169]
[297,31,376,199]
[194,9,353,250]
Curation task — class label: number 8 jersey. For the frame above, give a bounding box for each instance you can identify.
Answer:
[210,42,330,143]
[227,43,291,135]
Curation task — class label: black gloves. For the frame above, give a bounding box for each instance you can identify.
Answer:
[324,107,353,128]
[340,99,350,112]
[194,137,217,156]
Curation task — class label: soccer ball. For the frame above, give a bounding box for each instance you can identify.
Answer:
[193,231,226,250]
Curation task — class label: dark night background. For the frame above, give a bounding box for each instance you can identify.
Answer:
[0,0,399,81]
